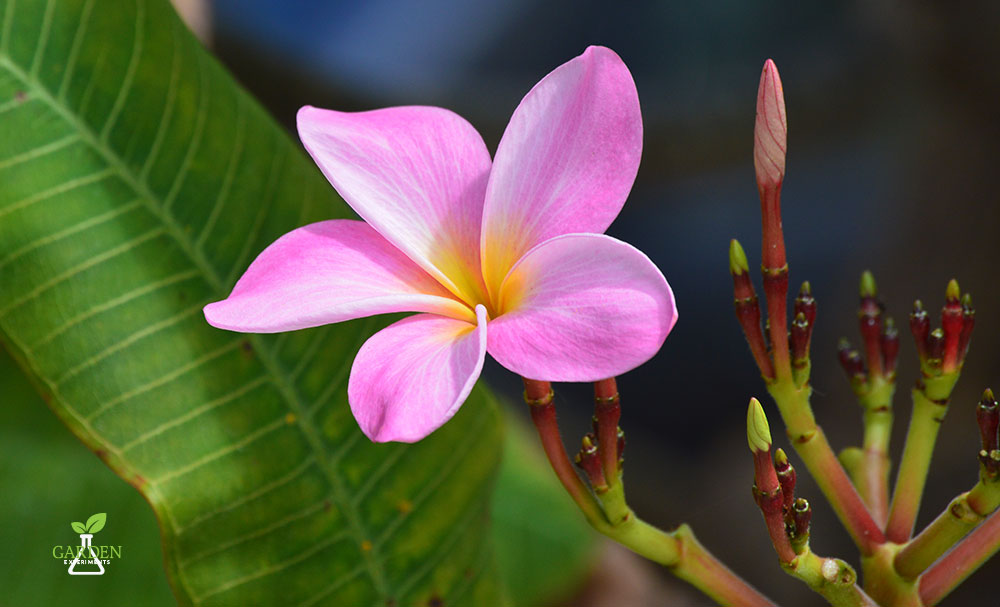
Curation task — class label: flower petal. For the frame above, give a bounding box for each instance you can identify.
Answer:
[481,46,643,297]
[204,220,473,333]
[488,233,676,381]
[297,105,491,305]
[349,305,488,443]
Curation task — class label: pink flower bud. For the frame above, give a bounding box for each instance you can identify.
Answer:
[754,59,787,191]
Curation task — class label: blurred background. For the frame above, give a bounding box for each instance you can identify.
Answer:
[5,0,1000,604]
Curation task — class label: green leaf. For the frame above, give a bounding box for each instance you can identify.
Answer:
[85,512,106,534]
[71,522,87,534]
[0,1,505,605]
[492,410,598,606]
[0,345,181,605]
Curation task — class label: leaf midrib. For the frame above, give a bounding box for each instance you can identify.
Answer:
[0,23,391,601]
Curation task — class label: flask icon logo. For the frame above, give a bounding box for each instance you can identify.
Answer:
[67,513,106,576]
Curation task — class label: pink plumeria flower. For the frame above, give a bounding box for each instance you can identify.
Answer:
[204,46,677,443]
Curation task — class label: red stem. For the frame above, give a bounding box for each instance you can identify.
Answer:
[753,449,796,563]
[524,379,609,529]
[759,183,786,271]
[762,269,790,381]
[863,447,890,527]
[759,180,791,380]
[800,427,886,552]
[594,378,621,482]
[919,508,1000,605]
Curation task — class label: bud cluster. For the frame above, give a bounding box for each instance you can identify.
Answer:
[574,379,626,493]
[790,282,817,382]
[747,399,811,562]
[910,280,975,376]
[836,271,899,394]
[774,448,812,550]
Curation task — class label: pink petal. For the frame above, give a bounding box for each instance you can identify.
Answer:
[349,305,488,443]
[488,234,676,381]
[480,46,643,297]
[297,105,491,305]
[204,220,473,333]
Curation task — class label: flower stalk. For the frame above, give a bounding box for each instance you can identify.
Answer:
[885,384,953,542]
[838,272,897,526]
[894,484,1000,581]
[748,401,879,606]
[754,59,792,383]
[524,378,609,530]
[736,59,884,556]
[731,239,775,380]
[893,388,1000,580]
[886,282,973,543]
[748,398,797,563]
[593,378,623,486]
[790,282,816,386]
[919,507,1000,605]
[524,379,775,607]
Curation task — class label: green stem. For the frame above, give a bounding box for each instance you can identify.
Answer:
[596,478,629,526]
[594,515,778,607]
[860,544,922,607]
[782,546,878,607]
[858,376,895,527]
[525,381,776,607]
[768,380,885,553]
[919,507,1000,605]
[886,376,957,542]
[670,524,778,607]
[894,476,1000,580]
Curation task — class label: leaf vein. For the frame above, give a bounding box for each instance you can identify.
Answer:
[0,195,135,271]
[223,141,286,286]
[374,409,489,549]
[180,498,332,567]
[194,92,246,250]
[176,455,317,534]
[99,0,144,142]
[30,267,200,349]
[92,339,246,425]
[155,413,288,486]
[393,491,492,601]
[54,302,203,385]
[27,0,54,77]
[0,167,115,220]
[192,535,360,604]
[162,44,208,213]
[349,444,408,508]
[56,0,94,100]
[298,565,370,607]
[118,375,269,451]
[0,133,80,171]
[139,13,180,181]
[0,226,164,318]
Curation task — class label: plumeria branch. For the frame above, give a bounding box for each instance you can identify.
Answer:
[918,507,1000,605]
[734,59,884,556]
[747,399,879,607]
[523,379,776,607]
[523,379,610,531]
[836,271,898,527]
[893,389,1000,580]
[885,282,973,543]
